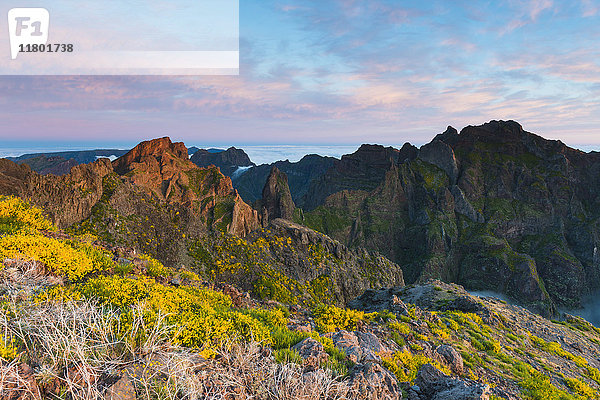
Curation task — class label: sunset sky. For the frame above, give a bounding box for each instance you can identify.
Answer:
[1,0,599,150]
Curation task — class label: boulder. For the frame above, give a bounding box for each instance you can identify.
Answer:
[346,362,401,400]
[105,373,136,400]
[348,287,409,316]
[415,364,490,400]
[435,345,464,375]
[292,337,328,370]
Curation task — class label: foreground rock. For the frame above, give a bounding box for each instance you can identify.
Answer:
[347,362,401,400]
[413,364,489,400]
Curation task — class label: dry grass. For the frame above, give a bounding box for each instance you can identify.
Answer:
[0,258,62,301]
[0,298,368,400]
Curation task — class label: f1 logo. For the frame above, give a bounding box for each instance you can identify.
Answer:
[8,8,49,60]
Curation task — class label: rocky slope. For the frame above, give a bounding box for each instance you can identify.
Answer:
[294,121,600,316]
[0,138,260,266]
[3,203,599,400]
[192,217,405,306]
[349,279,600,399]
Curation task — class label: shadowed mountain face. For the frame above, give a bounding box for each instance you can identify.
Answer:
[300,144,401,211]
[13,155,79,176]
[293,121,600,315]
[232,154,338,206]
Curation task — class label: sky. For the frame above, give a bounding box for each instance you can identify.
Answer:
[1,0,600,151]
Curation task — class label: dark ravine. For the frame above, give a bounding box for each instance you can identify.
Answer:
[232,154,338,206]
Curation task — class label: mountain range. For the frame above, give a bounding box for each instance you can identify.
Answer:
[4,120,600,399]
[3,120,600,319]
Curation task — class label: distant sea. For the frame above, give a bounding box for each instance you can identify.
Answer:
[0,144,366,165]
[2,143,599,166]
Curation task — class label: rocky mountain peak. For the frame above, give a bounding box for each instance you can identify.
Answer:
[348,144,400,167]
[112,137,188,175]
[259,166,295,226]
[417,139,459,184]
[398,143,419,164]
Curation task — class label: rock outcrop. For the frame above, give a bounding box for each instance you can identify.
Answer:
[413,364,490,400]
[417,139,459,185]
[0,158,113,227]
[258,166,295,225]
[201,217,405,306]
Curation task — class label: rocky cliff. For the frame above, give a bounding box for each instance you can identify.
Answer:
[257,166,296,226]
[296,121,600,316]
[0,157,113,227]
[301,144,401,211]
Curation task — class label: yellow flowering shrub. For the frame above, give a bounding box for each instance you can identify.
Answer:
[253,267,298,304]
[138,254,172,278]
[36,285,83,303]
[0,196,54,234]
[0,334,17,361]
[312,304,375,333]
[564,376,598,398]
[247,308,288,329]
[67,240,115,272]
[383,349,452,383]
[70,276,273,354]
[389,321,411,335]
[529,334,588,367]
[0,234,96,280]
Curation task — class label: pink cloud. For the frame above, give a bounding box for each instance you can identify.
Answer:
[581,0,599,17]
